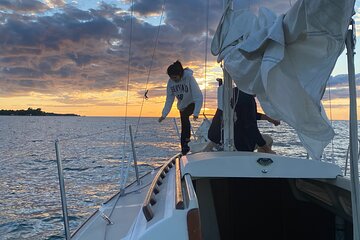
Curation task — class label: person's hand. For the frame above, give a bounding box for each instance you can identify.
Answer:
[193,115,198,121]
[262,115,280,126]
[269,119,280,126]
[158,116,165,123]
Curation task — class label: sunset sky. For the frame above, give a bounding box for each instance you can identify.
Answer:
[0,0,359,120]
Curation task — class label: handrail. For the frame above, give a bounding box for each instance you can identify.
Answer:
[175,157,184,209]
[142,154,180,221]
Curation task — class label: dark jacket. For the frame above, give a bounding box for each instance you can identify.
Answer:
[208,88,266,151]
[233,89,266,151]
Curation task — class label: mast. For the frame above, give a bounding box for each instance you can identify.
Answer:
[222,68,234,151]
[346,19,360,239]
[222,0,234,151]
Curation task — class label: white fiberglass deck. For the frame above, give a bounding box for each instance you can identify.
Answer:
[71,170,157,240]
[181,151,342,179]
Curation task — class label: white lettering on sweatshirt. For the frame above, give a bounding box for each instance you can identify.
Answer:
[161,68,203,118]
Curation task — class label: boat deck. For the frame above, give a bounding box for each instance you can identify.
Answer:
[181,151,342,178]
[71,152,352,240]
[71,170,157,239]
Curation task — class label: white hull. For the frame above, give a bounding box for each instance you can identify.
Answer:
[72,152,354,240]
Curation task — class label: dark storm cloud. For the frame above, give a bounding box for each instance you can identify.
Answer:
[0,56,30,64]
[3,66,43,77]
[132,0,163,16]
[0,3,125,95]
[1,47,42,55]
[164,0,222,35]
[0,0,223,98]
[67,52,93,66]
[2,13,118,48]
[0,0,48,12]
[0,0,352,104]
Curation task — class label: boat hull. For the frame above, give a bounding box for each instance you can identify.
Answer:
[72,152,354,240]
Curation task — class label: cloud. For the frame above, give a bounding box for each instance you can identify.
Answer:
[323,73,360,100]
[45,0,66,8]
[0,8,119,49]
[0,0,358,109]
[0,3,126,96]
[132,0,163,16]
[0,0,226,98]
[0,0,49,12]
[329,74,349,86]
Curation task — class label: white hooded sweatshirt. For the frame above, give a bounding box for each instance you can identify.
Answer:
[161,68,203,118]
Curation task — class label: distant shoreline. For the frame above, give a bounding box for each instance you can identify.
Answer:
[0,108,80,116]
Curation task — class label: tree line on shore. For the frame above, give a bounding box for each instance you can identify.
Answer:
[0,108,79,116]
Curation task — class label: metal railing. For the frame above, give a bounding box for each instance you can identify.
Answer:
[54,125,141,239]
[55,140,71,240]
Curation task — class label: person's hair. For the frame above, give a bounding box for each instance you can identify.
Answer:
[167,60,184,77]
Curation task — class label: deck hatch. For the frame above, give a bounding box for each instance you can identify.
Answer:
[257,158,273,166]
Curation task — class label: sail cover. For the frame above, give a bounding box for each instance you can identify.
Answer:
[211,0,355,159]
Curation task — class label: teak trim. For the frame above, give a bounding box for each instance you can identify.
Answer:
[175,157,184,209]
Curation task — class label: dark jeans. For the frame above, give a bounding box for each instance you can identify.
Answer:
[208,108,223,144]
[180,103,195,150]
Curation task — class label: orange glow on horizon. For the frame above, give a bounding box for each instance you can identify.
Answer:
[1,87,358,120]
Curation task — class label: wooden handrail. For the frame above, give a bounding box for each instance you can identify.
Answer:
[175,157,184,209]
[142,154,180,221]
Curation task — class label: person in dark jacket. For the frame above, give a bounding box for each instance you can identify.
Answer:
[207,78,224,145]
[208,79,279,153]
[233,89,279,152]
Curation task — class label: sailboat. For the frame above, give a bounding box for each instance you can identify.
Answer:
[61,0,360,239]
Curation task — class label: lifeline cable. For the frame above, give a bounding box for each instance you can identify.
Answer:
[120,0,135,190]
[134,0,166,138]
[123,0,135,149]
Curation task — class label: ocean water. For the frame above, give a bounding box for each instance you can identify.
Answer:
[0,116,353,239]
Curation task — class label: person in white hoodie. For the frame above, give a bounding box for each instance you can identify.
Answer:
[158,61,203,155]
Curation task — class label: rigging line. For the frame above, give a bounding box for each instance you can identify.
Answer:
[119,0,135,195]
[203,0,210,116]
[134,0,166,138]
[123,0,135,150]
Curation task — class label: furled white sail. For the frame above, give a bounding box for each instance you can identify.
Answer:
[212,0,355,159]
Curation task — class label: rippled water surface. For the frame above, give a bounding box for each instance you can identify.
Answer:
[0,116,354,239]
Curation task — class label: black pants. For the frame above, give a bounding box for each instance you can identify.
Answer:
[180,103,195,150]
[207,108,254,151]
[208,108,223,144]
